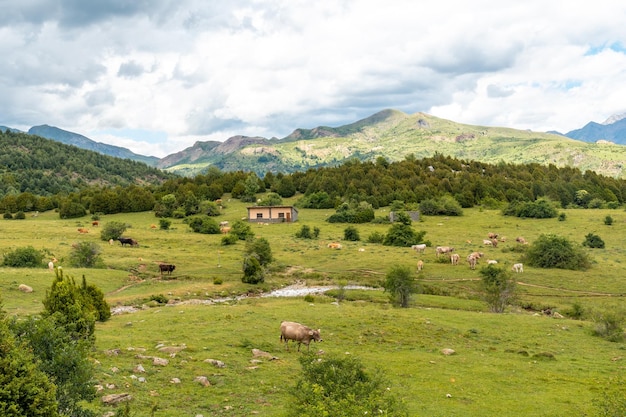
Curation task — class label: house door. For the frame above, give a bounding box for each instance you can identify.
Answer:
[286,212,291,222]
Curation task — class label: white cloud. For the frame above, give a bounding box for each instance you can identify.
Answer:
[1,0,626,157]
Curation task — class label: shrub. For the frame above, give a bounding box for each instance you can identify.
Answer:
[583,233,605,249]
[383,265,418,308]
[592,308,625,342]
[213,277,223,285]
[419,195,463,216]
[343,226,360,241]
[69,242,102,268]
[80,275,111,322]
[2,245,44,267]
[383,224,426,247]
[221,234,238,246]
[327,202,375,223]
[523,234,591,270]
[295,225,313,239]
[242,255,264,284]
[245,237,273,266]
[479,265,517,313]
[604,215,613,226]
[558,212,566,221]
[187,216,220,234]
[313,226,320,238]
[159,218,171,230]
[14,211,25,219]
[288,354,408,417]
[588,198,605,209]
[503,199,557,218]
[367,231,385,243]
[230,220,255,240]
[59,201,87,219]
[149,294,169,305]
[100,221,128,241]
[3,211,12,219]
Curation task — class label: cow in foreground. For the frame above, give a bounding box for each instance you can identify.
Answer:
[159,264,176,275]
[280,321,322,352]
[118,237,137,247]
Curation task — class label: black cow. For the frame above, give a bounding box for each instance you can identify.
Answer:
[118,237,135,247]
[159,264,176,275]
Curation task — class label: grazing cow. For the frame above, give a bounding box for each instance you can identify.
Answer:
[150,224,157,229]
[219,221,229,228]
[280,321,322,352]
[436,246,454,258]
[327,242,342,249]
[118,237,135,247]
[109,239,114,245]
[417,260,424,271]
[470,251,484,260]
[467,254,478,270]
[512,263,524,273]
[482,239,493,246]
[411,244,426,253]
[488,232,498,239]
[48,261,54,270]
[516,237,527,244]
[77,228,89,234]
[159,264,176,275]
[220,226,231,234]
[130,239,139,247]
[450,253,460,265]
[92,221,99,227]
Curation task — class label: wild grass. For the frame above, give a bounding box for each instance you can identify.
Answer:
[1,199,626,415]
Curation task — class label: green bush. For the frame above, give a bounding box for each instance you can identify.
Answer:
[3,211,12,219]
[242,255,264,284]
[367,231,385,243]
[479,265,517,313]
[558,212,566,221]
[159,218,171,230]
[221,234,238,246]
[100,221,128,241]
[295,225,313,239]
[604,215,613,226]
[69,242,102,268]
[383,265,418,308]
[523,234,591,270]
[592,308,625,342]
[245,237,273,266]
[288,354,408,417]
[14,211,25,219]
[503,198,557,218]
[383,224,426,247]
[419,195,463,216]
[343,225,360,241]
[583,233,605,249]
[59,201,87,219]
[187,216,220,234]
[2,246,44,268]
[230,220,254,240]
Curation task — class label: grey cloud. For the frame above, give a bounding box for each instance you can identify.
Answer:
[118,61,146,78]
[185,112,247,136]
[423,40,522,75]
[487,84,514,98]
[84,89,116,107]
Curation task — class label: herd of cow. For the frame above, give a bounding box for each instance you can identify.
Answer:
[412,233,527,273]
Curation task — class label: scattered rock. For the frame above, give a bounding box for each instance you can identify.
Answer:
[204,359,226,368]
[158,345,186,354]
[134,364,145,373]
[194,376,211,387]
[102,393,132,405]
[18,284,33,293]
[441,348,456,356]
[170,378,181,384]
[153,357,169,366]
[104,349,121,356]
[252,349,278,360]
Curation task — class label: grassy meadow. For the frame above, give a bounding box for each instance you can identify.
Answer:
[1,197,626,416]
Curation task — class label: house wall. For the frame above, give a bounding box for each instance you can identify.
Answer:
[247,206,298,223]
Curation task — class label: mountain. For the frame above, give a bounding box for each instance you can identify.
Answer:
[28,125,159,166]
[565,113,626,145]
[161,109,626,179]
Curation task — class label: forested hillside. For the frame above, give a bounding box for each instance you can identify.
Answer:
[0,130,174,197]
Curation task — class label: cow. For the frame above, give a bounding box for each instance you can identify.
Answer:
[280,321,322,352]
[516,237,527,244]
[92,221,99,227]
[436,246,454,258]
[327,242,342,249]
[487,260,498,265]
[467,254,478,270]
[118,237,135,247]
[159,264,176,275]
[411,244,426,253]
[469,251,484,260]
[483,239,493,246]
[512,263,524,273]
[488,232,498,239]
[220,226,231,234]
[77,228,89,234]
[450,253,460,265]
[417,260,424,271]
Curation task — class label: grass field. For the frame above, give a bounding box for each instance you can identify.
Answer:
[1,197,625,416]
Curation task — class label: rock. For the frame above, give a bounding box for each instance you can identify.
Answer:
[194,376,211,387]
[158,345,186,354]
[102,393,132,405]
[133,364,145,373]
[170,378,181,384]
[204,359,226,368]
[252,349,278,360]
[18,284,33,293]
[441,348,456,356]
[153,357,169,366]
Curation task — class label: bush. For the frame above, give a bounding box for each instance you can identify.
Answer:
[187,216,220,234]
[367,231,385,243]
[100,221,128,241]
[213,277,223,285]
[149,294,169,305]
[242,255,264,284]
[59,201,87,219]
[14,211,25,219]
[3,211,12,219]
[383,265,418,308]
[523,234,591,270]
[343,226,360,241]
[288,354,408,417]
[69,242,102,268]
[230,220,255,240]
[419,195,463,216]
[295,225,313,239]
[2,246,44,267]
[383,224,426,247]
[479,265,517,313]
[558,212,566,221]
[503,199,557,218]
[221,234,238,246]
[159,218,171,230]
[245,237,273,266]
[583,233,605,249]
[327,202,375,223]
[604,215,613,226]
[592,308,625,342]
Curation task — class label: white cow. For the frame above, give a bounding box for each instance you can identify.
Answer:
[512,263,524,273]
[417,260,424,271]
[436,246,455,258]
[487,260,498,265]
[450,253,460,265]
[411,244,426,253]
[467,254,478,270]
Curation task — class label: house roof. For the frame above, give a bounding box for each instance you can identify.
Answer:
[246,205,298,212]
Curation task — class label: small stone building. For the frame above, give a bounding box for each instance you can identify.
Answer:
[247,206,298,223]
[389,210,420,222]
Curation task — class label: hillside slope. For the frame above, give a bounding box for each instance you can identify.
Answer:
[162,110,626,178]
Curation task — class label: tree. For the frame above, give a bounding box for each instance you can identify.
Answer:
[479,265,517,313]
[230,220,255,240]
[257,192,283,206]
[288,354,408,417]
[241,174,261,202]
[59,201,86,219]
[523,234,591,270]
[0,313,60,417]
[186,216,220,234]
[242,255,264,284]
[383,222,426,247]
[383,265,418,308]
[245,237,273,266]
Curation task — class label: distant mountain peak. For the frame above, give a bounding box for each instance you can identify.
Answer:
[602,112,626,125]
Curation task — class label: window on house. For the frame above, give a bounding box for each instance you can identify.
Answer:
[256,213,263,219]
[278,212,285,218]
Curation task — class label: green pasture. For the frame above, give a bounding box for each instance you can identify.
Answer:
[1,198,626,415]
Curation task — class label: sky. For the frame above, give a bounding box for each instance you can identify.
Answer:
[2,1,626,158]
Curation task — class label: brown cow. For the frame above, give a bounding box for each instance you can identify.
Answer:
[280,321,322,352]
[159,264,176,275]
